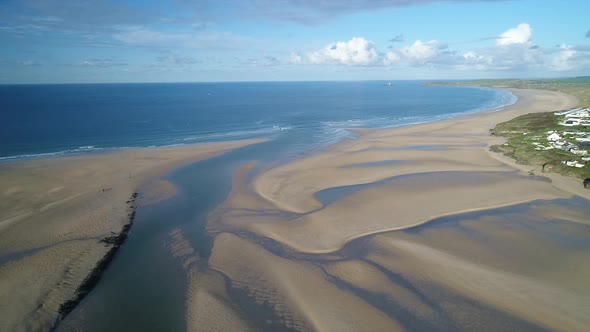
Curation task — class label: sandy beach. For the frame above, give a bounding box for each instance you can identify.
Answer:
[0,139,265,332]
[198,88,590,331]
[3,87,589,332]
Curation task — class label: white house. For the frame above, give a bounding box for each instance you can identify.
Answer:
[564,109,590,118]
[554,108,583,116]
[563,131,584,136]
[547,133,561,141]
[562,160,585,168]
[561,119,583,126]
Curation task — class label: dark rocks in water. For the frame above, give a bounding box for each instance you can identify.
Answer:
[51,191,140,331]
[99,232,119,247]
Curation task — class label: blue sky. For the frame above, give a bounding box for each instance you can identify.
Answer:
[0,0,589,83]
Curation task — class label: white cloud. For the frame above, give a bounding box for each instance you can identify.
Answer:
[449,23,541,71]
[236,55,282,67]
[288,23,588,74]
[388,23,541,71]
[113,28,184,46]
[400,40,446,64]
[497,23,532,46]
[238,0,519,25]
[157,54,199,66]
[290,52,304,64]
[111,27,255,49]
[550,44,590,72]
[551,44,576,71]
[305,37,379,65]
[455,51,493,70]
[468,44,542,71]
[383,51,401,65]
[16,59,42,66]
[76,58,126,68]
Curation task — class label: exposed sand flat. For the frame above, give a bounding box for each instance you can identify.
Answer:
[168,229,253,332]
[0,239,107,332]
[186,269,254,332]
[368,234,590,332]
[247,171,568,253]
[488,150,590,199]
[204,88,590,330]
[212,91,581,253]
[324,260,438,321]
[440,211,590,291]
[252,89,580,214]
[0,139,264,332]
[530,201,590,226]
[253,148,511,214]
[209,233,405,332]
[137,179,178,207]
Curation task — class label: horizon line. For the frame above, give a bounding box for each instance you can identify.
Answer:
[0,76,585,86]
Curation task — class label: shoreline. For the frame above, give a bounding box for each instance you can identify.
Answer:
[0,139,266,331]
[51,191,138,330]
[2,86,588,331]
[250,88,582,215]
[345,87,586,197]
[346,86,518,135]
[0,141,256,163]
[0,84,517,163]
[198,87,589,330]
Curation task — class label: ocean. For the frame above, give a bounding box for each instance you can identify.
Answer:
[0,81,515,160]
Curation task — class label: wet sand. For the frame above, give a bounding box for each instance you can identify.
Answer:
[4,87,589,332]
[0,139,265,332]
[197,89,590,331]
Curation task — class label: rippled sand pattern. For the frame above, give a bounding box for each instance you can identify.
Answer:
[177,89,590,331]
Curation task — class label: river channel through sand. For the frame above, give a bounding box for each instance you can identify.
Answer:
[16,88,590,332]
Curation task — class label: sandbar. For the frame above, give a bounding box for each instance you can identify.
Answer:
[200,88,590,331]
[0,139,265,332]
[211,89,586,253]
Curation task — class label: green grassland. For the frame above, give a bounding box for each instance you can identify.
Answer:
[429,78,590,181]
[491,113,590,179]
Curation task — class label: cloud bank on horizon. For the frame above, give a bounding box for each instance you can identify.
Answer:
[0,0,588,83]
[293,22,585,73]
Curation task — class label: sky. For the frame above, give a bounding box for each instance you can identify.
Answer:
[0,0,589,83]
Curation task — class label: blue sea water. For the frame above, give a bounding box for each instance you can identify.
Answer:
[0,81,515,160]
